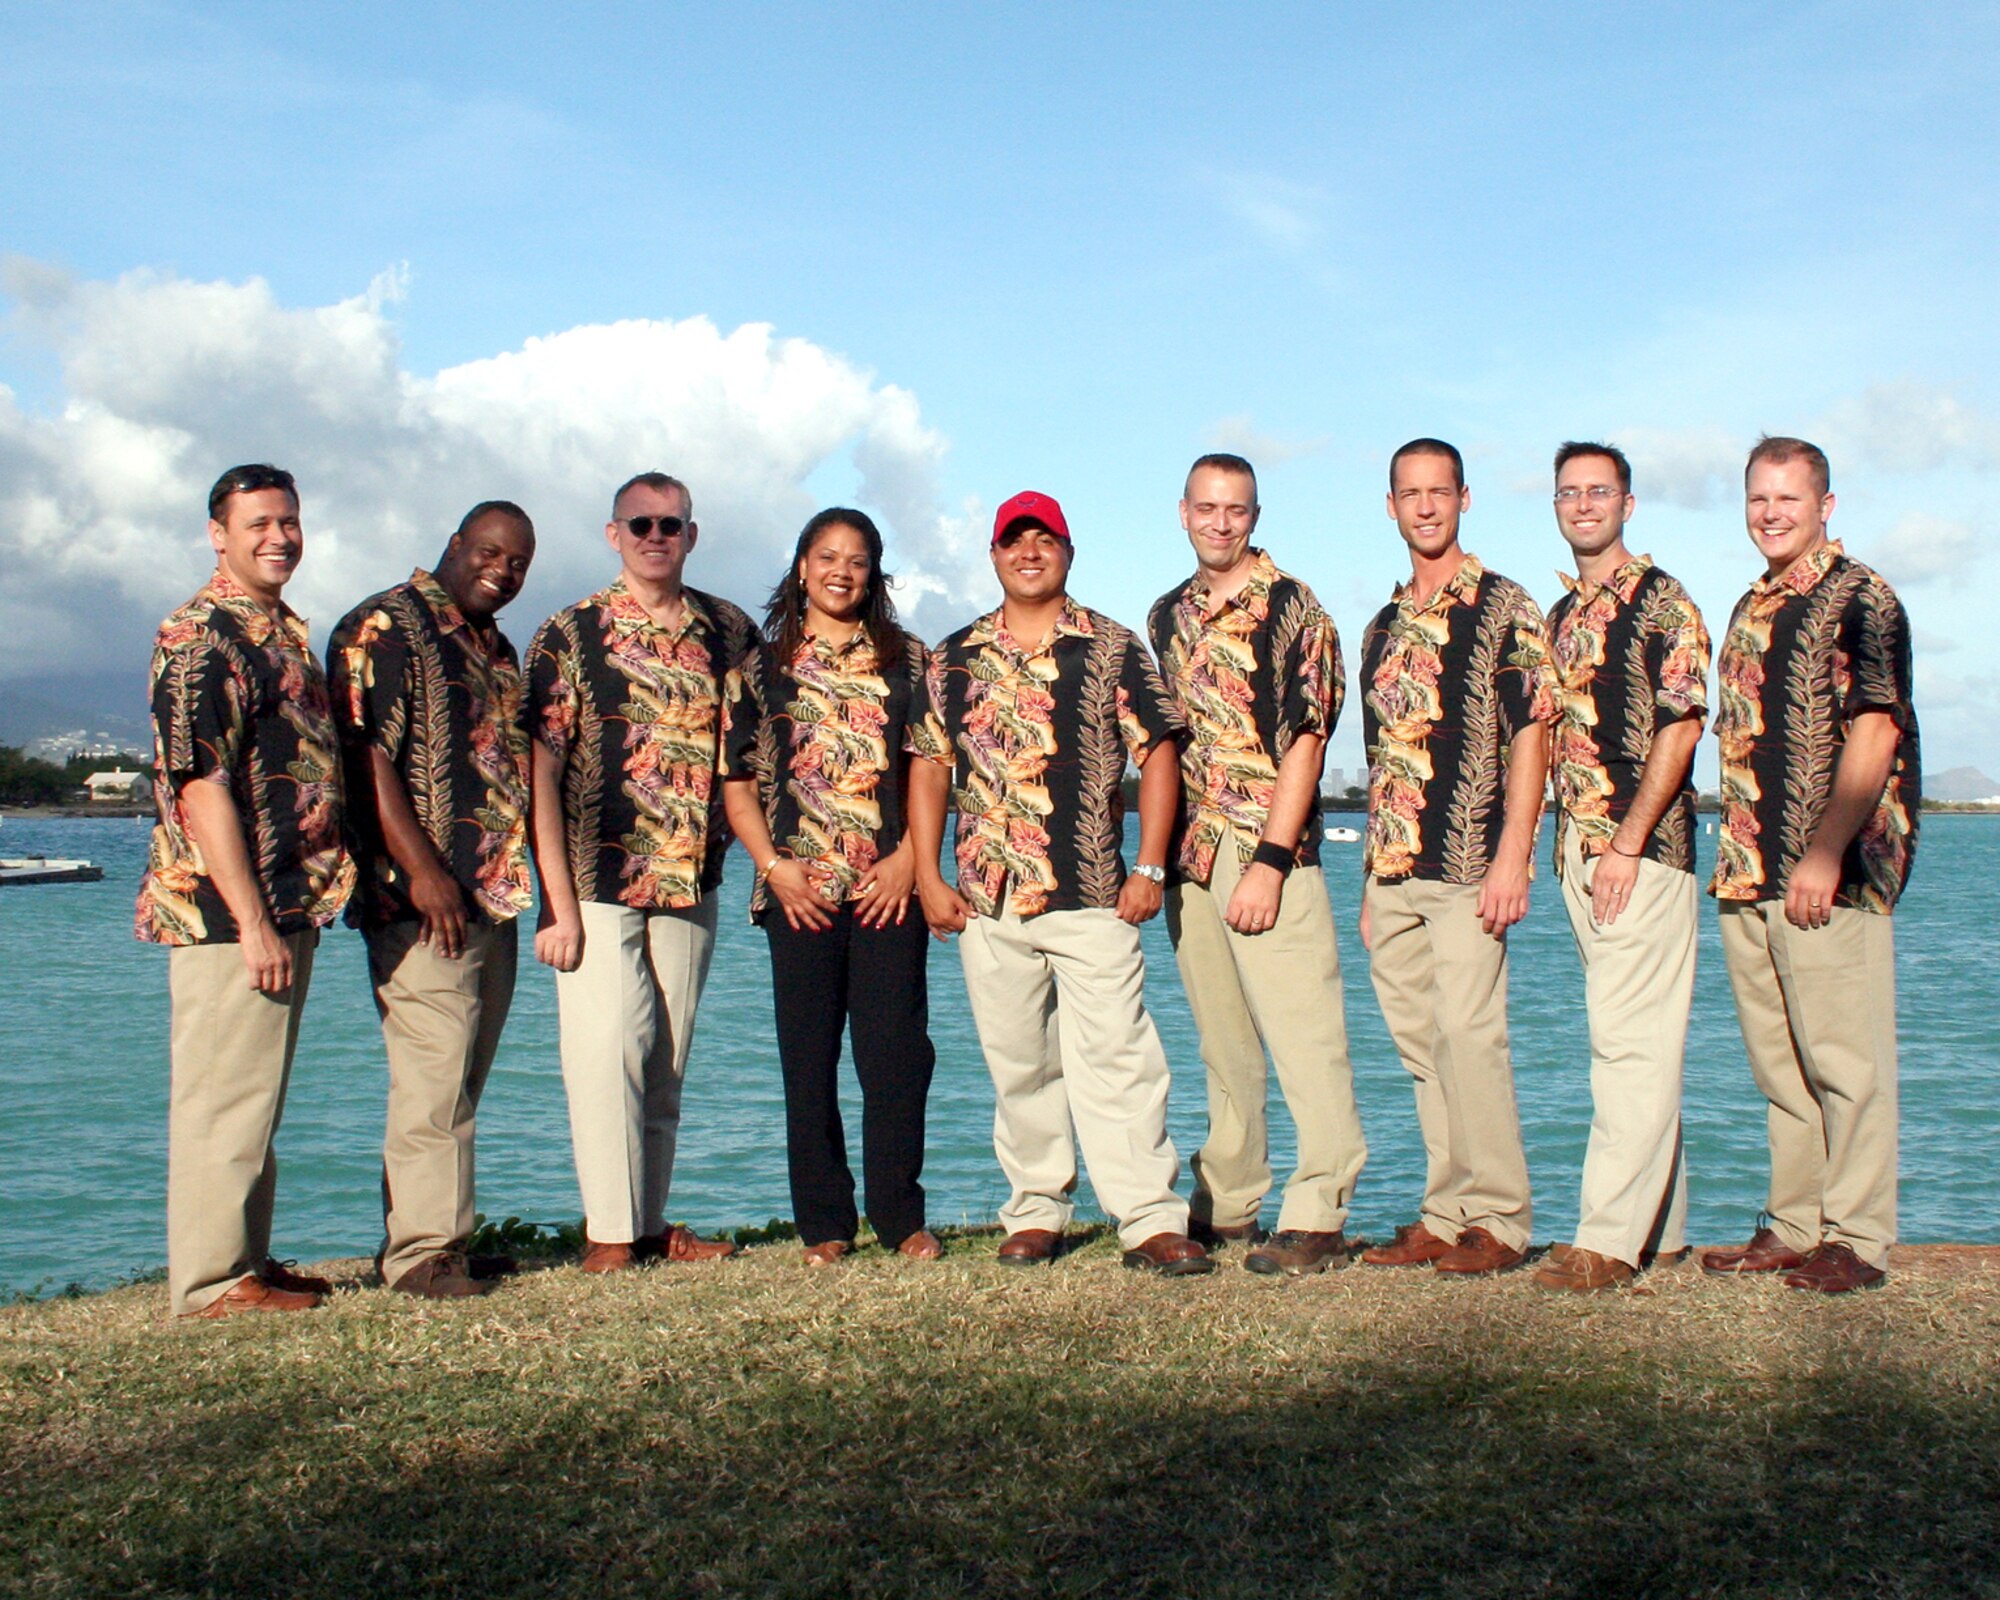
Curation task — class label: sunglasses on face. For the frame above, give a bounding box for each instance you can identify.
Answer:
[620,515,688,539]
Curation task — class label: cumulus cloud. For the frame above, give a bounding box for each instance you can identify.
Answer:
[1617,425,1744,510]
[1817,381,2000,475]
[0,259,989,684]
[1862,512,1979,588]
[1204,414,1330,469]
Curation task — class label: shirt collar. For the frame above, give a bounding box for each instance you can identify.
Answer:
[796,622,876,667]
[409,568,472,637]
[1183,548,1277,624]
[205,568,306,648]
[968,597,1093,655]
[600,574,711,639]
[1558,553,1652,605]
[1394,552,1485,616]
[1754,539,1843,599]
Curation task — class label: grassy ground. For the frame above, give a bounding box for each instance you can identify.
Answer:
[3,1233,1996,1600]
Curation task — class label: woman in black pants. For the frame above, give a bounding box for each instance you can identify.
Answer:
[722,508,939,1265]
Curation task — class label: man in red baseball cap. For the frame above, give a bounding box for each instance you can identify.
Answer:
[906,490,1212,1275]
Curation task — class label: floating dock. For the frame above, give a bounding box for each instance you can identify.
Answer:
[0,857,105,886]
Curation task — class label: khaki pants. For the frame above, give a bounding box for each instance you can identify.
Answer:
[1719,900,1898,1268]
[1364,876,1531,1251]
[166,930,318,1316]
[958,906,1188,1248]
[556,897,718,1244]
[366,918,518,1285]
[1557,831,1693,1267]
[1167,849,1367,1233]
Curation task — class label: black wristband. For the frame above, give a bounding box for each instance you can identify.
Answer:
[1252,841,1296,877]
[1607,840,1642,859]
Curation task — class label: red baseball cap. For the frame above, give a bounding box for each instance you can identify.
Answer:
[992,490,1071,545]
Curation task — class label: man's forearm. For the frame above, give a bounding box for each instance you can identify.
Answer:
[1261,732,1326,852]
[1608,717,1702,855]
[179,778,276,934]
[907,759,952,885]
[529,742,580,921]
[367,746,448,882]
[1807,711,1901,861]
[1496,723,1549,862]
[1135,742,1178,866]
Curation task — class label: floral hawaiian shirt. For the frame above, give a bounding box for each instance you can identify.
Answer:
[328,569,533,928]
[1149,550,1344,884]
[721,626,927,922]
[1359,554,1559,884]
[136,570,355,945]
[1547,556,1710,877]
[1710,541,1919,913]
[909,600,1184,918]
[527,578,756,910]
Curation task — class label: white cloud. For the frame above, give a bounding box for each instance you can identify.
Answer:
[1862,512,1979,588]
[1617,424,1743,510]
[1816,381,2000,475]
[1204,414,1330,469]
[1202,170,1328,253]
[0,260,988,680]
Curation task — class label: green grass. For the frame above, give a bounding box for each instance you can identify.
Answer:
[2,1232,1996,1598]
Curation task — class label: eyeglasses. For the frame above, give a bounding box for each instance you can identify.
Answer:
[620,515,688,539]
[1553,487,1625,506]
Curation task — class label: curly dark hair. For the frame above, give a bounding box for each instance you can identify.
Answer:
[762,507,906,663]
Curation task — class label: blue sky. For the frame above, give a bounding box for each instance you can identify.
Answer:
[4,3,1997,780]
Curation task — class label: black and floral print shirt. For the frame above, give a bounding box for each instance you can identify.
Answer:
[1359,554,1559,885]
[527,577,757,910]
[328,569,533,928]
[720,625,927,922]
[1710,541,1919,913]
[136,570,356,945]
[1547,556,1710,877]
[909,600,1184,918]
[1149,550,1344,884]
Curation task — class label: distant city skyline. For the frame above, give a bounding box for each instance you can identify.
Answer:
[4,6,1994,777]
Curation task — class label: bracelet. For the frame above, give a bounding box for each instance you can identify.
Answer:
[1252,841,1296,877]
[757,855,782,878]
[1607,840,1642,859]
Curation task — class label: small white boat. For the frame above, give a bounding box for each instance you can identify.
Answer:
[1323,826,1361,843]
[0,856,105,885]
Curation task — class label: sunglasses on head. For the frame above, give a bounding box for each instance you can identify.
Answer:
[621,515,688,539]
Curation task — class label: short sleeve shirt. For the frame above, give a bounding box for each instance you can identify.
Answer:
[1149,550,1344,884]
[328,570,533,927]
[135,570,356,945]
[527,578,756,910]
[1547,556,1710,877]
[720,626,927,922]
[1710,541,1920,913]
[908,600,1184,918]
[1359,554,1559,884]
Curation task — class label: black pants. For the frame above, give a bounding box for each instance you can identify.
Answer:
[765,905,936,1248]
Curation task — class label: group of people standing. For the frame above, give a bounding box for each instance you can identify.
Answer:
[136,430,1918,1320]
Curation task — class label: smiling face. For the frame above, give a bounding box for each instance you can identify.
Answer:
[1180,464,1260,580]
[799,521,873,629]
[1386,449,1469,563]
[439,511,536,621]
[607,480,696,590]
[991,523,1072,608]
[1553,453,1634,565]
[208,486,303,605]
[1744,457,1834,576]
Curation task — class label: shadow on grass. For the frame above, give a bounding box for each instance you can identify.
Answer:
[7,1329,1996,1599]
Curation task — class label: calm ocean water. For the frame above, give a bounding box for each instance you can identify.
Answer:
[2,812,1996,1293]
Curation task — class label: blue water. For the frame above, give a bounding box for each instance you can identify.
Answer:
[2,813,1996,1293]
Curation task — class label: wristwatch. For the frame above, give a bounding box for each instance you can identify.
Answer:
[1132,863,1166,885]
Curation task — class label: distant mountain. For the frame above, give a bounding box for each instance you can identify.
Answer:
[0,671,151,752]
[1925,767,2000,802]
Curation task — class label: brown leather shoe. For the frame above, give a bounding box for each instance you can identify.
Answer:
[638,1225,738,1263]
[1190,1217,1267,1250]
[801,1240,852,1267]
[1244,1229,1349,1276]
[1362,1221,1455,1267]
[1701,1227,1806,1276]
[1121,1233,1216,1276]
[895,1229,944,1260]
[261,1257,333,1296]
[185,1273,323,1319]
[391,1252,495,1298]
[1533,1245,1633,1292]
[468,1253,519,1281]
[1783,1241,1886,1294]
[581,1238,637,1273]
[1640,1246,1691,1269]
[996,1228,1063,1265]
[1435,1226,1526,1275]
